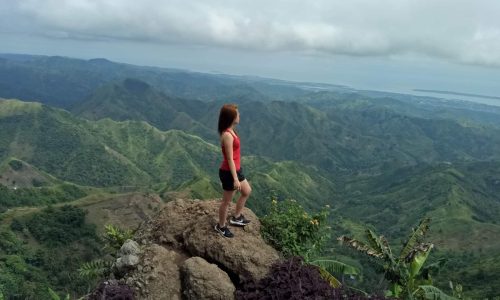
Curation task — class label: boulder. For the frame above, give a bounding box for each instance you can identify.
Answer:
[125,244,184,300]
[99,199,281,299]
[143,199,280,282]
[115,240,142,274]
[120,239,141,256]
[181,257,235,300]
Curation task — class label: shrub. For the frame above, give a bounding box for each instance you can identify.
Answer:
[87,280,134,300]
[26,205,97,247]
[8,160,23,171]
[236,257,388,300]
[260,198,330,260]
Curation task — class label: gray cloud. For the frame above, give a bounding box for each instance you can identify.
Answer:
[3,0,500,67]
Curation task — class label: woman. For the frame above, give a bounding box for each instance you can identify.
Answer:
[215,104,252,238]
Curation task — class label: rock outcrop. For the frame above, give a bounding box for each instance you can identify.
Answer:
[114,199,280,299]
[181,257,235,300]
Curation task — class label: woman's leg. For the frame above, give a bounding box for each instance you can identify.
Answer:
[234,179,252,217]
[219,190,235,226]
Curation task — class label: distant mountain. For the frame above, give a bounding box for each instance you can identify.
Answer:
[0,54,284,108]
[71,78,500,175]
[72,78,215,140]
[0,98,335,208]
[3,53,500,130]
[300,90,500,128]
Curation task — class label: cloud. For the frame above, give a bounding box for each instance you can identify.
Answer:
[3,0,500,67]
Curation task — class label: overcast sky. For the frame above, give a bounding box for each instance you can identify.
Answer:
[1,0,500,104]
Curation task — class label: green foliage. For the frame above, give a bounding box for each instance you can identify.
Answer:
[78,259,113,281]
[414,286,457,300]
[338,218,454,299]
[448,282,464,299]
[2,55,500,298]
[9,218,24,232]
[0,183,86,208]
[310,259,360,280]
[47,287,70,300]
[317,266,342,288]
[26,205,97,247]
[400,218,431,262]
[8,159,23,171]
[0,252,55,299]
[311,259,363,289]
[78,224,134,283]
[102,224,134,253]
[0,206,103,299]
[261,198,330,260]
[0,229,24,254]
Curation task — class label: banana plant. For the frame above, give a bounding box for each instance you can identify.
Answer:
[337,218,456,299]
[309,258,360,288]
[48,288,70,300]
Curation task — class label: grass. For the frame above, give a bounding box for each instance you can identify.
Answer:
[0,99,43,118]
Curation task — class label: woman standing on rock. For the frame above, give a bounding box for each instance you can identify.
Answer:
[215,104,252,238]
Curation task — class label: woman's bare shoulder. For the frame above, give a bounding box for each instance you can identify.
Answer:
[221,131,234,140]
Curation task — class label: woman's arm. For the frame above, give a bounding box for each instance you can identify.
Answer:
[222,132,241,190]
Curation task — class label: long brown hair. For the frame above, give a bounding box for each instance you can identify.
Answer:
[218,104,238,135]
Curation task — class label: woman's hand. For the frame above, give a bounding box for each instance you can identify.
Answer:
[233,180,241,191]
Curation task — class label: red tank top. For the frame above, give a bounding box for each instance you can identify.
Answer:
[220,129,241,171]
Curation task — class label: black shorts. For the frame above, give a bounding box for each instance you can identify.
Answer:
[219,168,246,191]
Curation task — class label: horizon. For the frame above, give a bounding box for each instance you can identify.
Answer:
[3,50,500,108]
[2,1,500,107]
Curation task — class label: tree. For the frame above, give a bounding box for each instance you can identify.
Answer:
[338,217,456,299]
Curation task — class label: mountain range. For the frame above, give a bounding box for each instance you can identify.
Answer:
[1,54,500,298]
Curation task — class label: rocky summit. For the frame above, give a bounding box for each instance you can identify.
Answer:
[106,199,280,300]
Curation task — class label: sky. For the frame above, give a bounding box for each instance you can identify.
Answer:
[1,0,500,104]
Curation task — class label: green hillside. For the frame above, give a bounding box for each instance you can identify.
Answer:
[71,79,500,175]
[334,162,500,298]
[0,99,150,187]
[336,162,500,237]
[2,54,500,297]
[0,99,337,209]
[72,78,214,139]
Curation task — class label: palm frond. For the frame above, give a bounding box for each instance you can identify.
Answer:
[337,235,384,259]
[408,243,434,278]
[47,288,61,300]
[310,259,360,277]
[399,217,431,261]
[380,235,395,263]
[78,259,113,280]
[414,285,458,300]
[317,266,342,288]
[365,229,387,257]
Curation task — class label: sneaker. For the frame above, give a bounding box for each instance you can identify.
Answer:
[214,224,234,238]
[229,214,251,227]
